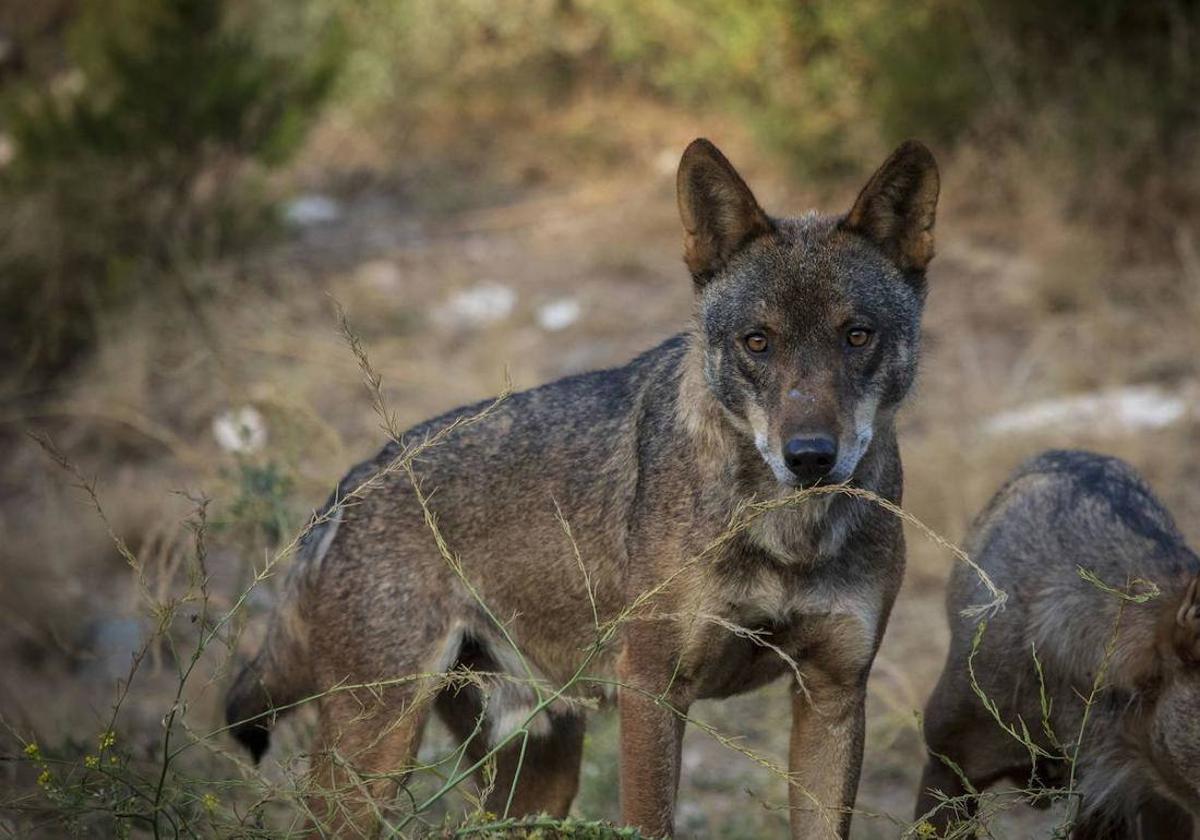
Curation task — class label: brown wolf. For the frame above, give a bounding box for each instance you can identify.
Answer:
[917,450,1200,838]
[226,137,939,838]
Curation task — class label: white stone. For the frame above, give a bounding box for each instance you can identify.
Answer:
[436,283,517,327]
[213,406,268,454]
[284,194,342,227]
[536,298,582,332]
[982,384,1193,437]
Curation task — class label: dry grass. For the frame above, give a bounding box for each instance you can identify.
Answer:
[2,113,1200,837]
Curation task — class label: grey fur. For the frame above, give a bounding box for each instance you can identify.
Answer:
[225,138,939,838]
[917,450,1200,837]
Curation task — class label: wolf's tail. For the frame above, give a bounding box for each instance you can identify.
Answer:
[224,605,313,763]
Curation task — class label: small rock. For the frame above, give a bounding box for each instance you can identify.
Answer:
[436,283,517,327]
[982,384,1194,437]
[536,298,582,332]
[284,194,342,227]
[86,617,145,680]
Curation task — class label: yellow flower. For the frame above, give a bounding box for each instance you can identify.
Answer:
[37,770,53,788]
[915,821,938,839]
[23,743,40,759]
[84,755,99,769]
[99,731,116,750]
[202,793,218,813]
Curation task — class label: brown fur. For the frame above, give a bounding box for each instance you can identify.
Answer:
[227,138,940,838]
[917,450,1200,837]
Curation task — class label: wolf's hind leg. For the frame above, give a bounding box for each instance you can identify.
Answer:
[1071,810,1136,840]
[304,682,438,838]
[1138,796,1193,839]
[917,668,1033,834]
[435,683,585,818]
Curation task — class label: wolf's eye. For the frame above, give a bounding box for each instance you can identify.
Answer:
[846,328,873,348]
[744,332,769,354]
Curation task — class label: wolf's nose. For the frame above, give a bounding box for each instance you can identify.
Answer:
[782,435,837,485]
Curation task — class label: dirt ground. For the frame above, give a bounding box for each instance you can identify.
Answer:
[3,130,1199,836]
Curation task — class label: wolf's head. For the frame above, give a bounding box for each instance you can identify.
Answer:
[677,138,938,488]
[1145,574,1200,813]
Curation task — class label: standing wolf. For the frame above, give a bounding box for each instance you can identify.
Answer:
[226,138,939,838]
[917,450,1200,838]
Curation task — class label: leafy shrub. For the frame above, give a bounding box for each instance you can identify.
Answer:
[0,0,343,380]
[976,0,1200,196]
[226,460,295,549]
[335,0,1197,193]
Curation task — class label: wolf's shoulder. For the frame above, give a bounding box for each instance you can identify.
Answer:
[306,332,690,519]
[1010,449,1145,489]
[972,448,1187,569]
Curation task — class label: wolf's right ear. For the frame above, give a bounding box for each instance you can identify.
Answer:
[1171,574,1200,664]
[842,140,939,280]
[677,139,774,286]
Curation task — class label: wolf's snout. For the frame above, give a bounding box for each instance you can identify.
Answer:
[782,435,837,485]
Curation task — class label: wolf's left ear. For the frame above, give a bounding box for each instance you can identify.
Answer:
[842,140,940,278]
[677,138,774,285]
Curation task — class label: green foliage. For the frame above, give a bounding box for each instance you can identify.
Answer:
[0,0,343,380]
[336,0,1197,185]
[332,0,992,174]
[595,0,873,174]
[588,0,990,171]
[451,814,649,838]
[226,460,295,548]
[2,0,1194,383]
[4,0,1192,384]
[980,0,1200,161]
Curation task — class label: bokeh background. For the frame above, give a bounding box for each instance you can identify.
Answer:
[2,1,1200,836]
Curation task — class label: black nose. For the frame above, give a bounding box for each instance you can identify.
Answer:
[782,435,837,484]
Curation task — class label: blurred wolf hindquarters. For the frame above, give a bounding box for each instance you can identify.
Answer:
[918,450,1200,838]
[225,137,939,838]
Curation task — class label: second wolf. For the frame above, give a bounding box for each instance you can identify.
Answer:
[226,138,939,838]
[918,450,1200,837]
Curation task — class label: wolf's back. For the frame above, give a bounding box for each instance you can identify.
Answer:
[222,342,680,760]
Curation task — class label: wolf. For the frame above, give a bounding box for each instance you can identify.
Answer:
[225,137,939,838]
[917,450,1200,838]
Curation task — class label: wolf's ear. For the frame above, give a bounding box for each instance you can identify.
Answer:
[1171,574,1200,664]
[677,138,774,285]
[842,140,939,277]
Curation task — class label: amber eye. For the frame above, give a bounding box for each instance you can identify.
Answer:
[745,332,769,353]
[846,328,873,348]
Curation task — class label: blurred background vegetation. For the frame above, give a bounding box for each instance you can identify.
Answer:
[1,0,342,378]
[2,0,1199,836]
[3,0,1197,384]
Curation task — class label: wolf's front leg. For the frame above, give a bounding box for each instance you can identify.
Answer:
[616,635,690,838]
[787,669,868,840]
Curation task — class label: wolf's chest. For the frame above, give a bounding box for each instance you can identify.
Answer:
[679,563,881,699]
[744,491,865,564]
[717,561,877,631]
